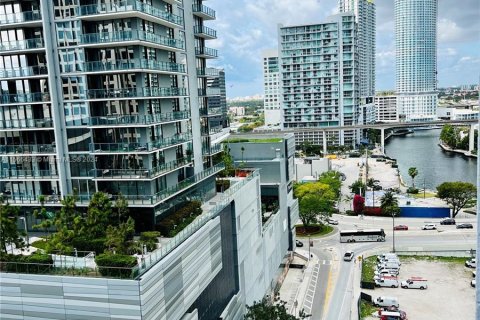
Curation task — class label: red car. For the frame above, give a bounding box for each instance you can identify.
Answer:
[394,225,408,231]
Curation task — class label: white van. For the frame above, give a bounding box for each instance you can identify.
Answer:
[377,253,398,262]
[375,269,399,278]
[401,277,428,289]
[379,258,401,266]
[375,277,400,288]
[373,296,399,308]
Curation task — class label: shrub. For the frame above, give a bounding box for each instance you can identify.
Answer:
[345,210,356,216]
[71,237,106,254]
[156,201,203,237]
[95,254,137,278]
[31,239,49,251]
[407,187,419,194]
[0,253,53,274]
[140,231,160,252]
[216,179,231,192]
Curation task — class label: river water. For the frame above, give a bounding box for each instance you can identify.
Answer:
[384,129,477,190]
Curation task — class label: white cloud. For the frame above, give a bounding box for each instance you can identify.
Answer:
[438,18,463,43]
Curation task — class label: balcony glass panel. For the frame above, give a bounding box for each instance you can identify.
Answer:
[78,0,183,25]
[92,158,191,179]
[0,11,42,25]
[192,3,216,18]
[85,87,186,99]
[193,25,217,38]
[0,92,50,104]
[0,38,44,52]
[90,133,192,153]
[0,144,56,154]
[89,111,190,126]
[195,46,218,57]
[0,66,48,78]
[78,59,185,73]
[0,169,58,179]
[0,118,53,129]
[80,30,184,50]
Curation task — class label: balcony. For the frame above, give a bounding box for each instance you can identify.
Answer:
[79,30,184,51]
[202,143,223,155]
[197,67,220,77]
[78,0,183,28]
[0,66,48,79]
[85,87,187,100]
[198,88,221,96]
[90,133,192,154]
[0,38,44,54]
[0,11,42,29]
[192,3,216,20]
[88,111,190,127]
[0,92,50,105]
[193,25,217,39]
[0,169,59,180]
[0,144,56,155]
[72,59,185,74]
[200,107,223,117]
[91,158,191,180]
[0,118,53,130]
[195,46,218,59]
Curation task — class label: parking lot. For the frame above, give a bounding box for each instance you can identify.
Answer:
[364,257,475,319]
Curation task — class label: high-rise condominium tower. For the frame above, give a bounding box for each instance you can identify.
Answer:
[262,49,281,126]
[395,0,438,121]
[279,14,361,146]
[339,0,376,98]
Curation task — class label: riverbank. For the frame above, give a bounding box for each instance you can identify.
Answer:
[438,142,478,159]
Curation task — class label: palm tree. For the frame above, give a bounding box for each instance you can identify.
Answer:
[408,167,419,189]
[380,191,401,252]
[367,178,378,207]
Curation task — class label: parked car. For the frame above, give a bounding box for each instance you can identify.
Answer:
[421,223,436,230]
[440,218,456,225]
[465,258,476,268]
[401,277,428,290]
[456,223,473,229]
[471,279,476,288]
[327,218,339,225]
[375,269,400,278]
[394,225,408,231]
[373,296,399,308]
[296,240,304,247]
[343,251,354,261]
[375,277,399,288]
[379,310,407,320]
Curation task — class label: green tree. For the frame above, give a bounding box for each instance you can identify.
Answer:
[299,194,332,227]
[33,196,53,240]
[105,217,135,254]
[219,144,234,177]
[114,193,129,225]
[367,178,380,206]
[318,171,342,199]
[436,182,477,218]
[349,180,365,195]
[244,298,308,320]
[48,194,82,253]
[0,197,26,254]
[380,191,401,217]
[84,192,112,238]
[408,167,419,189]
[294,182,335,200]
[440,124,459,148]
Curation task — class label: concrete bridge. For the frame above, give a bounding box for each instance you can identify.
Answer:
[233,119,478,155]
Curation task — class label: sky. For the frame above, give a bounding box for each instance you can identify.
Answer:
[207,0,480,98]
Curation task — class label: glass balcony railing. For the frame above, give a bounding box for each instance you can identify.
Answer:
[91,158,191,180]
[0,92,50,105]
[0,38,44,52]
[203,143,223,155]
[89,110,190,126]
[78,0,183,26]
[200,107,223,116]
[80,30,184,50]
[197,67,220,77]
[192,3,216,19]
[0,169,59,179]
[195,46,218,58]
[77,59,185,73]
[85,87,187,99]
[0,118,53,129]
[0,66,48,78]
[198,88,221,96]
[0,11,42,25]
[193,25,217,38]
[0,144,56,155]
[90,133,192,153]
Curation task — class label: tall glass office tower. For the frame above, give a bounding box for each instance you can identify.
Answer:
[395,0,438,121]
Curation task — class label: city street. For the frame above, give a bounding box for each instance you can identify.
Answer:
[307,214,477,320]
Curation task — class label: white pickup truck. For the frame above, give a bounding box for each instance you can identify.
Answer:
[401,277,428,290]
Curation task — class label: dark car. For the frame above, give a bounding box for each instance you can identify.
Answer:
[394,225,408,231]
[440,218,456,225]
[296,240,304,247]
[456,223,473,229]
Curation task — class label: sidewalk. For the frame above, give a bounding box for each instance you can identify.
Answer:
[278,249,319,318]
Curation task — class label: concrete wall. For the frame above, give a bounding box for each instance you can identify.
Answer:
[295,158,331,181]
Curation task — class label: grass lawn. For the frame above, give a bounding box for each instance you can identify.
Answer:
[398,255,469,264]
[411,192,437,199]
[360,299,378,319]
[295,224,334,238]
[361,256,377,282]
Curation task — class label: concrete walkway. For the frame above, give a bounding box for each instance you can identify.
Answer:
[278,249,320,318]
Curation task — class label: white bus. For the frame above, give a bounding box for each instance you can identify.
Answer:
[340,229,386,243]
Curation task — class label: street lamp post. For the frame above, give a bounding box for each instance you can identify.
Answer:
[392,213,396,253]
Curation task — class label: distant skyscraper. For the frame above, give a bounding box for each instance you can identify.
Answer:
[279,13,361,146]
[262,50,281,126]
[395,0,438,121]
[207,69,229,129]
[339,0,376,98]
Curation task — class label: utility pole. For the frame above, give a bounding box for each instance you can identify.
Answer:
[392,212,396,252]
[423,177,426,199]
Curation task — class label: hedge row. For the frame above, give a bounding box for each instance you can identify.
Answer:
[0,253,53,273]
[157,201,203,237]
[70,237,106,254]
[95,254,138,278]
